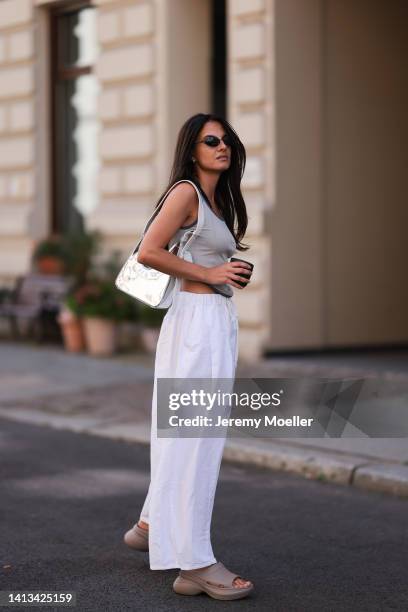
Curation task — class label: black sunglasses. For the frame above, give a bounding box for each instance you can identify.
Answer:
[195,134,232,148]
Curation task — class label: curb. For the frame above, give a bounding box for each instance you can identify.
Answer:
[352,463,408,498]
[1,407,407,499]
[223,439,368,485]
[222,440,408,498]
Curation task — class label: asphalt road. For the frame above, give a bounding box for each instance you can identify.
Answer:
[1,418,407,612]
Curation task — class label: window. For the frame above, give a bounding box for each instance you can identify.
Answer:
[50,2,99,234]
[211,0,227,118]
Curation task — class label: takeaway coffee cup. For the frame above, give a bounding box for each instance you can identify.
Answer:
[230,257,254,288]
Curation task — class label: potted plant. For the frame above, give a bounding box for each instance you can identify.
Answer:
[90,248,144,353]
[53,229,103,349]
[57,293,85,353]
[32,234,68,275]
[74,278,125,356]
[62,229,103,286]
[139,304,166,353]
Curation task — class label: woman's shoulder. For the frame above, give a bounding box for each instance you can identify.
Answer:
[159,180,200,223]
[168,180,199,200]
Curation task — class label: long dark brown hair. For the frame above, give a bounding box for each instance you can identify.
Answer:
[154,113,250,252]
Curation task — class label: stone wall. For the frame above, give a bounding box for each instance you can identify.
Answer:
[88,0,156,253]
[0,0,36,282]
[228,0,274,359]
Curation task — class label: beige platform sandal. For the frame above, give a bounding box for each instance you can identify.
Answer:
[173,561,254,601]
[123,523,149,552]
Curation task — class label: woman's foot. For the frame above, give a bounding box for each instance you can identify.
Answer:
[137,520,149,531]
[173,561,254,600]
[232,576,252,588]
[201,564,252,589]
[123,521,149,551]
[131,525,252,590]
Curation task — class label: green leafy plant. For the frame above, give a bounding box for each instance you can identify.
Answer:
[96,249,122,281]
[32,234,68,262]
[117,292,141,322]
[139,303,166,327]
[62,229,103,287]
[69,280,122,321]
[63,293,82,317]
[62,235,142,322]
[65,278,140,322]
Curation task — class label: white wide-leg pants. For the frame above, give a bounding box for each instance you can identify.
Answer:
[139,290,239,570]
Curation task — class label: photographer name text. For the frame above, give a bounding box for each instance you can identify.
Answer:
[168,415,314,428]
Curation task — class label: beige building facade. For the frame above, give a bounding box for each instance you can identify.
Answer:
[1,0,407,360]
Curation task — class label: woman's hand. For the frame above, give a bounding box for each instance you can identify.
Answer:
[203,261,252,289]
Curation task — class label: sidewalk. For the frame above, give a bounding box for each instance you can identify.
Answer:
[0,341,407,498]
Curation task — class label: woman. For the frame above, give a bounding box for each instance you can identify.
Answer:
[123,113,254,601]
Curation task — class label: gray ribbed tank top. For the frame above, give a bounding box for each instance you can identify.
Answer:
[168,182,237,298]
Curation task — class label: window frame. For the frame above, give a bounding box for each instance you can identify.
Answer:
[49,0,93,233]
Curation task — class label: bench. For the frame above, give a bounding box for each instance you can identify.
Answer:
[0,273,75,342]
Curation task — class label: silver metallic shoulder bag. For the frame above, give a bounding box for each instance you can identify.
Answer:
[115,179,203,309]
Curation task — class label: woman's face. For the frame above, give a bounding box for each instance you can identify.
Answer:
[192,121,231,173]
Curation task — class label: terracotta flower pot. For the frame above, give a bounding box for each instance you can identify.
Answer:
[57,308,85,352]
[83,316,118,356]
[37,256,65,275]
[141,327,161,354]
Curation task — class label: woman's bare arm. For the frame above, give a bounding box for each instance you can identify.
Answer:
[137,183,207,283]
